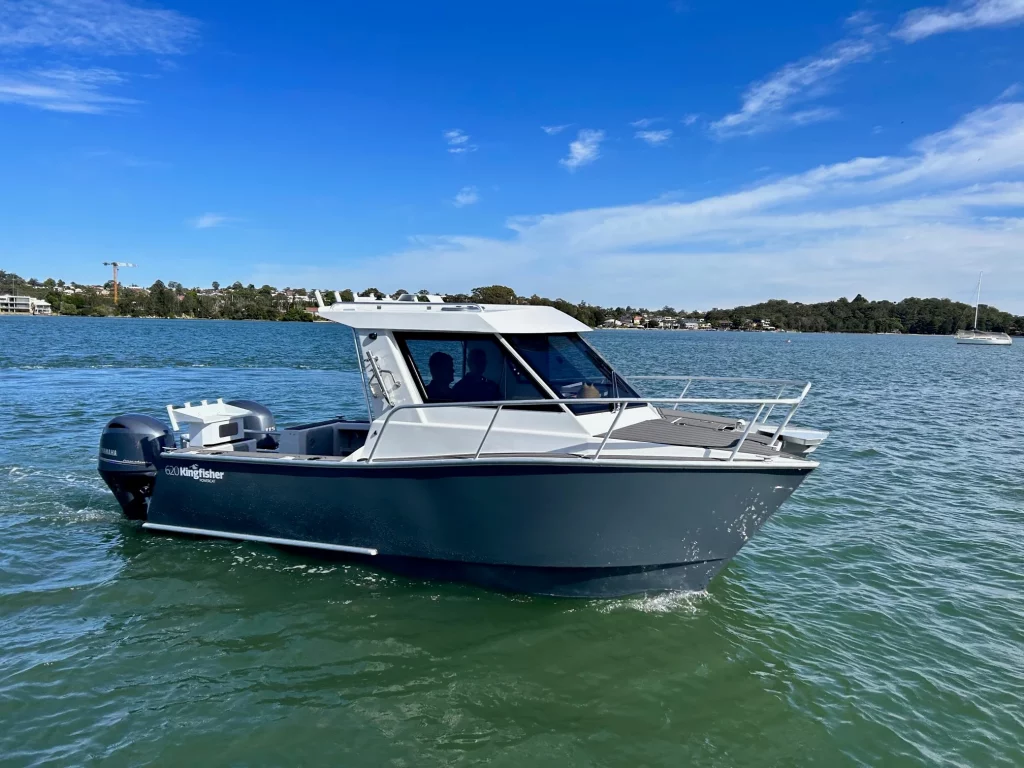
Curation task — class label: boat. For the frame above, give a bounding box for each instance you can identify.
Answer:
[955,273,1012,346]
[97,294,829,597]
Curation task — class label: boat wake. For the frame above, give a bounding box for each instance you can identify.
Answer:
[6,465,43,483]
[597,589,710,614]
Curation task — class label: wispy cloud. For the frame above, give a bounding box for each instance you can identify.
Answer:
[541,124,570,135]
[0,0,198,54]
[789,107,840,126]
[681,113,699,126]
[630,117,662,128]
[444,129,477,154]
[263,103,1024,314]
[711,31,878,137]
[0,67,137,113]
[0,0,198,116]
[895,0,1024,41]
[713,4,1024,138]
[452,186,479,207]
[560,129,605,171]
[635,129,673,146]
[999,82,1023,100]
[189,213,234,229]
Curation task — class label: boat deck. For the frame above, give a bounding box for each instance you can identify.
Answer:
[605,410,780,458]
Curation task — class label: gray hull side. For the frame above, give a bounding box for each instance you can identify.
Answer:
[147,457,811,596]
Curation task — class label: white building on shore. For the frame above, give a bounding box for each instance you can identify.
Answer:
[0,295,53,315]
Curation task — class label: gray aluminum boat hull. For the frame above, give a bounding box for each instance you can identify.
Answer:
[145,453,813,597]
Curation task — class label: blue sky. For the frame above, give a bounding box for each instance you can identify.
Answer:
[2,0,1024,311]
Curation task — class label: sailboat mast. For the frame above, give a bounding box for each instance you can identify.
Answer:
[974,272,982,331]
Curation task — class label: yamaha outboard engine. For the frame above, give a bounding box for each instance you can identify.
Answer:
[227,399,278,449]
[98,414,175,520]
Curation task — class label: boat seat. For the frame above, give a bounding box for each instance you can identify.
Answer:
[604,417,780,457]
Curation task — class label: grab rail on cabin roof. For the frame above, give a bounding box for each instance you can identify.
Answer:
[363,380,812,464]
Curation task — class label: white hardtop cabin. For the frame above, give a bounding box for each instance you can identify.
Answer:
[320,299,640,457]
[308,297,815,466]
[319,299,590,335]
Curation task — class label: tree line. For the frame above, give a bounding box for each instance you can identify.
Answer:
[444,286,1023,335]
[2,271,1020,334]
[701,295,1021,335]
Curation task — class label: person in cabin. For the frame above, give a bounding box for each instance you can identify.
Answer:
[425,352,455,401]
[452,347,501,402]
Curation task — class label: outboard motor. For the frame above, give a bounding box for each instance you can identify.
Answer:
[227,399,278,449]
[98,414,175,520]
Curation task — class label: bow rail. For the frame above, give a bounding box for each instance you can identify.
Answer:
[364,376,812,464]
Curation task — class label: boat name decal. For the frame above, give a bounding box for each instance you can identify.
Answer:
[165,463,225,483]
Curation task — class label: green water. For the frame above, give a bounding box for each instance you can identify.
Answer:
[2,317,1022,766]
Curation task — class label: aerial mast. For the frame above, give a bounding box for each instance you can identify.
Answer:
[102,262,136,305]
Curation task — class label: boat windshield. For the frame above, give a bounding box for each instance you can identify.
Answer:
[503,333,639,411]
[395,332,548,405]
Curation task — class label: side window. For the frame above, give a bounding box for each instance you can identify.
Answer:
[397,333,547,404]
[405,338,465,401]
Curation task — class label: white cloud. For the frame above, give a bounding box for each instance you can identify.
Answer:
[0,0,198,54]
[541,124,570,135]
[681,114,699,126]
[998,82,1022,100]
[0,0,198,116]
[560,129,605,171]
[895,0,1024,41]
[712,34,878,137]
[0,67,137,112]
[712,5,1023,137]
[788,107,840,126]
[444,129,477,154]
[844,10,876,29]
[452,186,479,207]
[190,213,233,229]
[253,103,1024,314]
[635,129,673,146]
[630,117,662,128]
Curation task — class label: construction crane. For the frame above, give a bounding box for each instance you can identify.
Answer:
[102,262,136,304]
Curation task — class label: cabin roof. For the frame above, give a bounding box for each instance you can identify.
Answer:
[318,301,591,334]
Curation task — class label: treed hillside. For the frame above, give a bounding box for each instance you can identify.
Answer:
[701,295,1021,335]
[455,286,1023,335]
[1,271,1020,334]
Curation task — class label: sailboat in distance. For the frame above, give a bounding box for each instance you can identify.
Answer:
[955,272,1012,346]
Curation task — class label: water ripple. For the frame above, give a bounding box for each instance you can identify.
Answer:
[1,318,1022,766]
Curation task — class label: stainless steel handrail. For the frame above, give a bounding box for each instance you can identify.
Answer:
[629,375,810,386]
[364,350,395,408]
[364,384,811,464]
[628,375,810,438]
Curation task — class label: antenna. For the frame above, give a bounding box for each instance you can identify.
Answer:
[102,262,137,305]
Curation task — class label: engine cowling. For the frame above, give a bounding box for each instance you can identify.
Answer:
[98,414,175,520]
[226,399,277,449]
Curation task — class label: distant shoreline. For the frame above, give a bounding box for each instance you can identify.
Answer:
[4,273,1019,335]
[4,314,1012,338]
